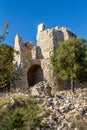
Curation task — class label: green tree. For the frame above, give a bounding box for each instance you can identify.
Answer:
[0,22,9,42]
[0,22,21,91]
[51,37,87,92]
[0,22,13,90]
[0,44,14,90]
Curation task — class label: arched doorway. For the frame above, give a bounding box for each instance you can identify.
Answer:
[27,65,44,87]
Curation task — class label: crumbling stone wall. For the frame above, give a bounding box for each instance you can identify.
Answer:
[14,23,76,92]
[36,24,75,59]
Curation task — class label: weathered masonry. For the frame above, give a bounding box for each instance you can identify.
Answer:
[14,23,75,91]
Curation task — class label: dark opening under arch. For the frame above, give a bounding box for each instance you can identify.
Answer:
[27,65,44,87]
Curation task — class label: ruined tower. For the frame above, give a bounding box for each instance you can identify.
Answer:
[14,23,75,91]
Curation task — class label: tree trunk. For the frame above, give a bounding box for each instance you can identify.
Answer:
[71,79,74,93]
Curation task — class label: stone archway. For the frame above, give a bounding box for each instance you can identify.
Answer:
[27,64,44,87]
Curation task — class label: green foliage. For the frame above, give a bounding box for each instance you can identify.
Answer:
[51,37,87,91]
[0,23,22,90]
[0,44,14,89]
[9,111,24,129]
[0,43,22,90]
[0,22,13,90]
[0,22,9,42]
[0,95,43,130]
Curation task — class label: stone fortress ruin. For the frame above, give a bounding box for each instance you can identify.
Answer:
[14,23,75,92]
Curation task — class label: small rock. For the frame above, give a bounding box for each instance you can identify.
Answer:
[36,127,40,130]
[74,127,82,130]
[62,125,68,130]
[67,122,75,128]
[58,116,65,123]
[46,106,53,111]
[53,100,58,106]
[74,114,81,120]
[57,124,65,130]
[9,99,23,109]
[2,104,8,109]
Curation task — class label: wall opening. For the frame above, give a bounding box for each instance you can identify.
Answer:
[27,65,44,87]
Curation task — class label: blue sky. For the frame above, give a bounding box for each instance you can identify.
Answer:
[0,0,87,46]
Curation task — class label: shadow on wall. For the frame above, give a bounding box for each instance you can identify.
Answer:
[27,64,44,87]
[36,46,43,59]
[53,30,64,51]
